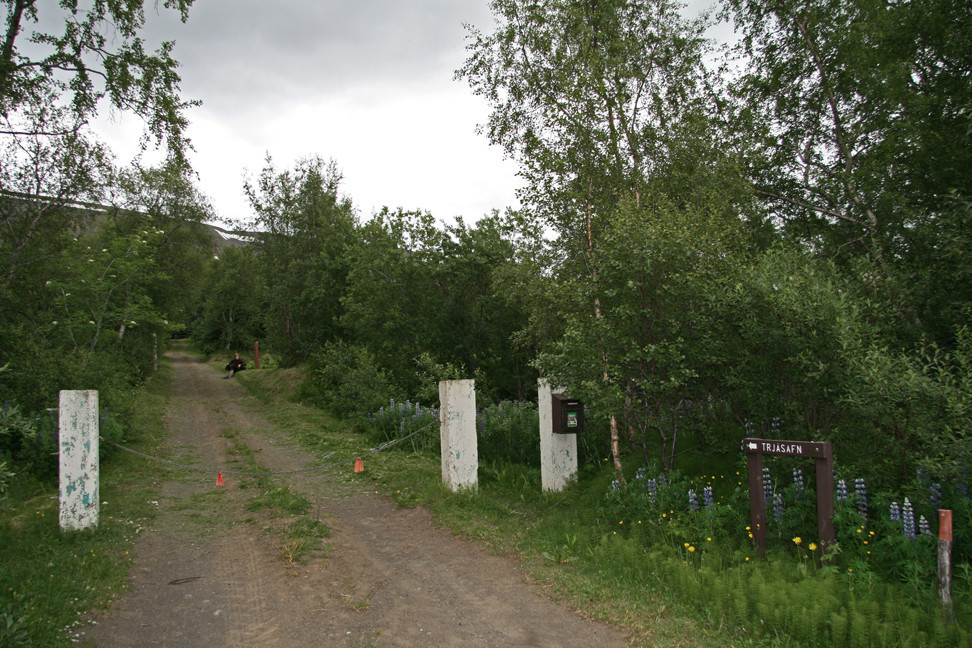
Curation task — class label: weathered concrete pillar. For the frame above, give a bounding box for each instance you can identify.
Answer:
[439,379,477,492]
[59,390,99,531]
[539,379,577,492]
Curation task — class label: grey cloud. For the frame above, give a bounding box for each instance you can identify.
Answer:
[146,0,493,113]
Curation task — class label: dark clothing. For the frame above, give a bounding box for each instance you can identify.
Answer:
[226,357,246,373]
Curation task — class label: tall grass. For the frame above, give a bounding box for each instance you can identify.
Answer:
[224,369,972,647]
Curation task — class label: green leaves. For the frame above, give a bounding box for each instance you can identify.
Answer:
[1,0,197,160]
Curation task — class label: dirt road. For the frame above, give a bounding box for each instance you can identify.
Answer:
[83,346,630,647]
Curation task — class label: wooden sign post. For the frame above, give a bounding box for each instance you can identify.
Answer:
[744,438,834,556]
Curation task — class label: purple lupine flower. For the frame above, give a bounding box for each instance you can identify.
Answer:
[793,468,805,499]
[889,501,901,522]
[658,473,668,486]
[771,417,781,438]
[919,515,931,535]
[854,478,868,519]
[610,479,620,492]
[703,486,715,510]
[902,498,916,539]
[836,479,848,503]
[929,482,943,508]
[646,478,658,504]
[773,492,784,522]
[688,489,699,511]
[762,467,773,507]
[636,467,647,480]
[744,419,755,437]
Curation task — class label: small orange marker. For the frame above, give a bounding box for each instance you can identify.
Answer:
[354,457,364,473]
[217,472,224,486]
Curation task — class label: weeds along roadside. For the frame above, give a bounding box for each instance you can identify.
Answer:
[231,365,764,648]
[234,363,970,648]
[0,359,174,647]
[0,351,333,647]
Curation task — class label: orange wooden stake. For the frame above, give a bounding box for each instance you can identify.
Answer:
[354,457,364,473]
[217,472,224,486]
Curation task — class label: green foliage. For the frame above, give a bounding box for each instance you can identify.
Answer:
[477,401,540,467]
[720,246,865,437]
[723,0,972,346]
[242,154,357,362]
[367,398,439,453]
[192,245,266,353]
[839,325,972,486]
[0,355,171,647]
[0,403,57,479]
[0,591,32,647]
[0,0,197,160]
[310,341,401,418]
[245,477,311,516]
[0,457,12,509]
[542,195,750,469]
[339,209,536,401]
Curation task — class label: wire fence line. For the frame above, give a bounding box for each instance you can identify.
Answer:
[100,422,436,478]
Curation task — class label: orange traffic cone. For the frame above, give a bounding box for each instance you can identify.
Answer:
[354,457,364,473]
[217,472,224,486]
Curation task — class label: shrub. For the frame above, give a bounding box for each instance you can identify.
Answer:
[0,403,57,479]
[311,341,401,417]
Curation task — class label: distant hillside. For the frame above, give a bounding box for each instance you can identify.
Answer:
[1,188,256,254]
[205,223,256,251]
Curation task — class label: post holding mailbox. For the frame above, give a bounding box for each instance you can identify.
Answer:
[551,393,584,434]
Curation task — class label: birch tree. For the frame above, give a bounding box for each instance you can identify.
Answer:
[458,0,713,470]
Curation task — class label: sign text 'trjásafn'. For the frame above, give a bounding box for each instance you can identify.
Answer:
[744,438,829,459]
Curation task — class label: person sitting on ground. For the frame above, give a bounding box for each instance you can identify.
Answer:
[224,351,246,378]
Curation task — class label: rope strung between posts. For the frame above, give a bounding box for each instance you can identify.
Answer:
[100,421,437,477]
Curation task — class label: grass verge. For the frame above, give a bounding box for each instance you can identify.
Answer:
[234,367,765,648]
[0,359,174,647]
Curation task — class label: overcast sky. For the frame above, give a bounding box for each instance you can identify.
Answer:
[93,0,719,227]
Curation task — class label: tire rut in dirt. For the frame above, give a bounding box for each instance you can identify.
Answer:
[83,346,629,647]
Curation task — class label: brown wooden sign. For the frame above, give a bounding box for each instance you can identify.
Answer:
[744,437,835,557]
[744,439,829,458]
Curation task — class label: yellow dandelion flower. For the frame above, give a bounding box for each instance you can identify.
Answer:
[809,543,818,551]
[688,546,696,552]
[792,537,802,545]
[684,542,690,548]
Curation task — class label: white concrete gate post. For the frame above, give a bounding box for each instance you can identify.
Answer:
[59,390,99,531]
[438,379,478,492]
[539,379,578,492]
